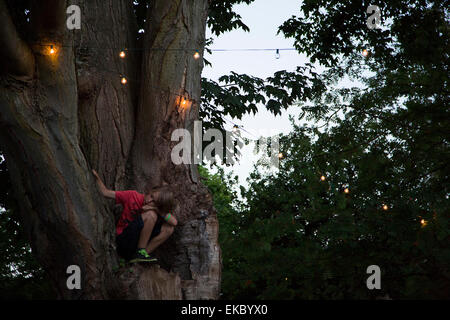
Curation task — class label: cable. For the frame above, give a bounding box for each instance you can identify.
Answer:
[42,42,292,141]
[210,48,296,52]
[35,42,298,53]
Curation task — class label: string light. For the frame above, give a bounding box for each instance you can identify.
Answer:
[34,43,301,144]
[222,117,259,139]
[36,43,201,109]
[30,42,438,223]
[41,42,374,145]
[39,41,431,219]
[178,96,192,109]
[34,42,300,53]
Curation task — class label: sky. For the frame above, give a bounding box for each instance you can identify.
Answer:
[201,0,311,186]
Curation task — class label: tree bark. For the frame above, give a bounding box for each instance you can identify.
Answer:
[0,0,220,299]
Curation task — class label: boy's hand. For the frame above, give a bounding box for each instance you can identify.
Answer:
[92,169,100,179]
[92,169,116,199]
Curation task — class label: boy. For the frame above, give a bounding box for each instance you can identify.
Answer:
[92,169,177,263]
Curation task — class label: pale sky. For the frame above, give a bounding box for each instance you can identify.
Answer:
[201,0,371,187]
[202,0,310,186]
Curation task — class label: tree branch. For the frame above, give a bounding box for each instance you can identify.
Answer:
[0,0,35,78]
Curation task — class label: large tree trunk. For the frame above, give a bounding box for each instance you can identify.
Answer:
[0,0,220,299]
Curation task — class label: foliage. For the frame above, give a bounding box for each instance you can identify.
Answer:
[279,0,449,69]
[213,118,449,299]
[199,0,449,299]
[207,0,255,36]
[0,209,55,299]
[200,67,326,131]
[201,103,448,299]
[0,156,55,299]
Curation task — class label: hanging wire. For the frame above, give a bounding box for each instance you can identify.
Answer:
[39,42,293,141]
[34,42,296,53]
[222,117,259,139]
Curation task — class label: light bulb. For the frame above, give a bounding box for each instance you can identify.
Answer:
[180,97,190,108]
[362,49,369,57]
[420,219,427,227]
[232,125,239,133]
[278,152,284,159]
[344,187,349,194]
[275,49,280,59]
[320,175,326,181]
[121,77,127,85]
[119,51,126,58]
[49,45,55,54]
[193,51,200,60]
[382,204,388,211]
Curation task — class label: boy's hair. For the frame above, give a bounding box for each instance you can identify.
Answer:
[149,185,175,214]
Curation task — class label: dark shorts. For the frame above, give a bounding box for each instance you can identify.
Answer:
[116,214,163,261]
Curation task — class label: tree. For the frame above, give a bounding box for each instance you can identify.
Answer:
[0,0,222,299]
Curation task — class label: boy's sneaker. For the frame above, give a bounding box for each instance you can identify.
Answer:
[129,248,157,264]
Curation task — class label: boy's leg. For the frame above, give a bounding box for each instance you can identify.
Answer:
[146,223,175,254]
[138,211,158,250]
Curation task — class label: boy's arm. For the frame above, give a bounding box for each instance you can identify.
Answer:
[92,169,116,199]
[161,212,177,227]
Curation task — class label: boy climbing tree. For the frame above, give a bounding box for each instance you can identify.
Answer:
[92,169,177,263]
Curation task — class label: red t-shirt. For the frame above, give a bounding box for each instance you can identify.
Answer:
[115,190,145,235]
